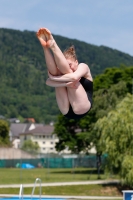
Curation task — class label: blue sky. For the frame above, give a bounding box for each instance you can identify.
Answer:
[0,0,133,56]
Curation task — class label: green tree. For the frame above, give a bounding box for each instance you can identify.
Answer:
[21,139,40,154]
[94,66,133,92]
[0,119,10,146]
[54,114,93,154]
[93,94,133,186]
[91,81,128,122]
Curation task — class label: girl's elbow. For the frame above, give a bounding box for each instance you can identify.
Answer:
[46,78,50,86]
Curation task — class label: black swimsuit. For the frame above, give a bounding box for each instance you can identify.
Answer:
[64,77,93,119]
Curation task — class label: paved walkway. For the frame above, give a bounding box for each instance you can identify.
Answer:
[0,180,120,188]
[0,180,123,199]
[0,194,123,199]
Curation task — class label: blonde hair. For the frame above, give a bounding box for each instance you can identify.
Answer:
[63,45,77,61]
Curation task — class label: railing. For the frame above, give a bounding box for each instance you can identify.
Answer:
[19,184,24,200]
[31,178,42,200]
[19,178,42,200]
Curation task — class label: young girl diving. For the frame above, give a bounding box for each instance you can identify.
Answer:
[36,27,93,119]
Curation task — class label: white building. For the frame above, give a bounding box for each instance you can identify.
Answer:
[19,125,59,154]
[10,123,43,148]
[10,123,95,155]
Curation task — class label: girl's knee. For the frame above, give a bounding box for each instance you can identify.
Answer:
[60,107,69,115]
[72,107,82,115]
[72,102,91,115]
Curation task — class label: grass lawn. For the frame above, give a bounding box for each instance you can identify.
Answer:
[0,168,123,199]
[0,184,123,198]
[0,185,122,200]
[0,168,116,184]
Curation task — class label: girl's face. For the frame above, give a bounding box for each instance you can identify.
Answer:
[67,59,78,72]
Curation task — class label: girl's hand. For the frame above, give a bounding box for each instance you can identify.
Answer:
[66,80,80,89]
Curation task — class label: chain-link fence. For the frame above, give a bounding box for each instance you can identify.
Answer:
[0,154,107,168]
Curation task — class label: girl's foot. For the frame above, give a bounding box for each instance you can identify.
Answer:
[44,28,55,48]
[37,28,55,48]
[36,28,47,47]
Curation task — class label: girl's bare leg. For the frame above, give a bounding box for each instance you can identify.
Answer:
[44,48,61,76]
[67,83,91,115]
[37,28,70,113]
[55,83,91,116]
[37,28,72,74]
[37,28,59,75]
[55,87,69,115]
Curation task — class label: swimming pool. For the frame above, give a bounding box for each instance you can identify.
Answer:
[0,197,66,200]
[0,178,66,200]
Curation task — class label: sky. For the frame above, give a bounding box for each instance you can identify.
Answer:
[0,0,133,56]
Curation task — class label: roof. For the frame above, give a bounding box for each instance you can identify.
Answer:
[10,123,28,137]
[10,123,44,138]
[25,118,36,123]
[19,125,54,136]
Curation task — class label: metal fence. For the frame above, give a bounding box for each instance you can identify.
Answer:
[0,155,106,168]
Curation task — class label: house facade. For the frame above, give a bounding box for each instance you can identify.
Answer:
[10,122,43,148]
[19,125,59,154]
[10,122,95,155]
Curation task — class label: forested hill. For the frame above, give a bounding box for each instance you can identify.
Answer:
[1,28,133,76]
[0,28,133,123]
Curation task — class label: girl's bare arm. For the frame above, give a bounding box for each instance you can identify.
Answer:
[48,63,89,82]
[46,78,78,89]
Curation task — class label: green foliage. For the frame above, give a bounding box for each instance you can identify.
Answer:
[94,66,133,92]
[94,94,133,186]
[0,119,10,146]
[54,115,81,153]
[92,80,128,121]
[21,139,40,153]
[54,114,94,153]
[121,156,133,187]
